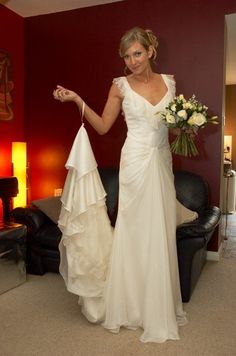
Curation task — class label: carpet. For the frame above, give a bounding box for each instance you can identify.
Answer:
[221,213,236,259]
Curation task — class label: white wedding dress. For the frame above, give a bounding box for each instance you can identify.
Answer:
[59,74,193,343]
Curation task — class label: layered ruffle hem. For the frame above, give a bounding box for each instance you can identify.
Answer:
[58,125,113,322]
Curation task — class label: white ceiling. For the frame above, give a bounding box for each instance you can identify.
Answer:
[1,1,235,85]
[0,0,124,17]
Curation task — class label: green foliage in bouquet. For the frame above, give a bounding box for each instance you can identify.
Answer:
[157,94,219,157]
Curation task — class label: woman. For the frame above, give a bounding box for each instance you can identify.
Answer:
[53,27,188,343]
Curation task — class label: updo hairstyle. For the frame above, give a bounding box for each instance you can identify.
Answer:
[119,27,158,65]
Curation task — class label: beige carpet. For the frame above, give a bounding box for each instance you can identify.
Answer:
[221,213,236,259]
[0,257,236,356]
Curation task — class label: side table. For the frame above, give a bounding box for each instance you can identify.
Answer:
[0,222,27,294]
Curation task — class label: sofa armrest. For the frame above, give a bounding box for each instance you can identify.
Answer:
[11,207,53,234]
[177,206,221,239]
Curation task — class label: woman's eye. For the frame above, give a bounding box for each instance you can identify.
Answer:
[134,51,142,57]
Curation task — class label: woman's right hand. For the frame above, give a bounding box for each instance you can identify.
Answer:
[53,85,80,103]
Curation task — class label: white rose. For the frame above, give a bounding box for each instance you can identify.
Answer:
[178,94,185,100]
[188,112,207,126]
[171,104,177,112]
[183,102,192,110]
[177,109,188,120]
[166,112,176,124]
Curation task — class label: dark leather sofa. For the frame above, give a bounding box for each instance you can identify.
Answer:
[11,169,221,302]
[174,170,221,302]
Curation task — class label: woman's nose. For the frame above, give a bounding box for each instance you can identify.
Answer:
[130,56,136,65]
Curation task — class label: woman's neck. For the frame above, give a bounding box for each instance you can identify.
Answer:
[132,68,155,84]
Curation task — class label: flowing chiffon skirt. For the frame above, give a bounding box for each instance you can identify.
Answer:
[102,137,187,343]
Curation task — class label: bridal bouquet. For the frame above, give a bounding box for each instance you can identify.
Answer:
[157,94,218,157]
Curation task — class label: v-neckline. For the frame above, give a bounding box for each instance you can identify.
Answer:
[124,74,169,108]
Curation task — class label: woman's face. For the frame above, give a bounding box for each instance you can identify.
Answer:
[123,41,151,75]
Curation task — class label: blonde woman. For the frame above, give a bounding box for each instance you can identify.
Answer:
[53,27,188,343]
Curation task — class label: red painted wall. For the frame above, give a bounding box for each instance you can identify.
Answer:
[0,5,25,174]
[0,5,24,218]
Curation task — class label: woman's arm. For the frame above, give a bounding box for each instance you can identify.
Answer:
[53,83,122,135]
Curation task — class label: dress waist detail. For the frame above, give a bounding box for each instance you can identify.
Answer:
[126,131,170,150]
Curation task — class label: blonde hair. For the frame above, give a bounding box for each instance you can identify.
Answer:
[119,27,158,64]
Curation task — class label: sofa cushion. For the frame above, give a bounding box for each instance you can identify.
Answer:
[176,200,198,226]
[32,196,61,224]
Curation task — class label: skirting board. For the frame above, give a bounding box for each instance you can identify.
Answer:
[207,242,224,261]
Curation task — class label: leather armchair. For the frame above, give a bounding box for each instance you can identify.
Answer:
[175,170,221,302]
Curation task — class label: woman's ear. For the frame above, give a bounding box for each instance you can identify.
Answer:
[148,46,153,59]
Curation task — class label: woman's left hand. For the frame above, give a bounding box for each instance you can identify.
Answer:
[171,128,181,136]
[171,127,196,140]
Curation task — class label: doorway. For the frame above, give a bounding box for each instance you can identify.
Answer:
[222,14,236,217]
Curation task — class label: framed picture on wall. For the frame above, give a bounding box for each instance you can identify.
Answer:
[0,50,14,120]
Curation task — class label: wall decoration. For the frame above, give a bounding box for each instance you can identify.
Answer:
[0,50,14,120]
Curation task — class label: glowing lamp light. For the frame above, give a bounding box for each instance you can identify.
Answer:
[224,135,232,161]
[12,142,27,208]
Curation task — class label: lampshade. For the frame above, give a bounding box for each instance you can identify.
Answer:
[12,142,27,208]
[224,135,232,161]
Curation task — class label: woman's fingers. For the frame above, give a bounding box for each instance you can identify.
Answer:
[53,86,77,103]
[53,86,69,101]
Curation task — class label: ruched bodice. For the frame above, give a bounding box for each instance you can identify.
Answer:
[114,74,175,149]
